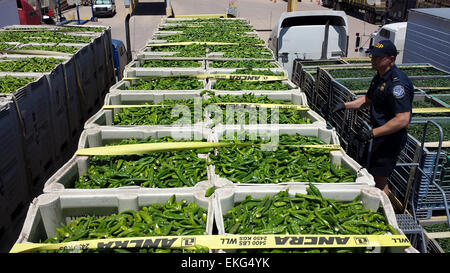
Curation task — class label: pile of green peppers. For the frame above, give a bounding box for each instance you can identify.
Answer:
[210,60,278,69]
[212,68,290,90]
[0,75,36,93]
[0,30,93,44]
[112,99,201,126]
[209,134,356,184]
[207,93,311,126]
[127,77,203,90]
[111,93,311,126]
[224,185,397,253]
[75,136,208,188]
[151,44,208,57]
[212,80,291,91]
[140,59,202,68]
[0,57,65,73]
[42,195,209,253]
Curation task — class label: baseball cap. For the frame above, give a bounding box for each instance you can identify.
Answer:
[369,40,398,57]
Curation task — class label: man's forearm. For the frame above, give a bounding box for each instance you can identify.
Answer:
[373,112,410,138]
[345,95,369,110]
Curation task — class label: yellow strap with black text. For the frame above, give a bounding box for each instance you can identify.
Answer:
[9,234,410,253]
[102,103,309,110]
[212,102,309,110]
[122,74,287,81]
[147,41,265,47]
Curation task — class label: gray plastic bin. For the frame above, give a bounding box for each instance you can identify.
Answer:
[214,185,418,253]
[15,187,214,252]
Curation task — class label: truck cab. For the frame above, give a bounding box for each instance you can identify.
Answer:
[16,0,41,25]
[268,11,348,79]
[370,22,407,63]
[93,0,116,17]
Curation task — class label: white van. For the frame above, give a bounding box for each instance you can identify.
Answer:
[268,10,348,79]
[93,0,116,17]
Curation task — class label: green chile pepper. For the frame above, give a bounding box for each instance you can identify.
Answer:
[75,136,208,189]
[209,133,356,184]
[41,195,208,253]
[223,185,397,253]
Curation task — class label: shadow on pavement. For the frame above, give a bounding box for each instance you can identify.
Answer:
[132,2,166,16]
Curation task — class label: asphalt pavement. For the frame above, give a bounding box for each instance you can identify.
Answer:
[61,0,381,58]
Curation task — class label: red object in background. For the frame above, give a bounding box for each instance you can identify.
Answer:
[17,0,41,25]
[48,9,54,17]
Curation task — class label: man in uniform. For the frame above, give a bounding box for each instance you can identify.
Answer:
[332,40,414,194]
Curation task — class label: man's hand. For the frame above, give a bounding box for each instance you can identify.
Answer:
[331,102,346,113]
[357,127,374,142]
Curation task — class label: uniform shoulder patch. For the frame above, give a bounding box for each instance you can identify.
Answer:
[393,85,405,99]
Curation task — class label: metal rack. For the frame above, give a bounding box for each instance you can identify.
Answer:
[407,120,450,227]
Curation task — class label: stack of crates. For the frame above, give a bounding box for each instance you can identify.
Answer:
[11,17,416,254]
[291,58,450,222]
[0,24,116,252]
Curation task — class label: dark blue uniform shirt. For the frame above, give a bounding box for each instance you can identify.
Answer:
[363,65,414,176]
[366,65,414,134]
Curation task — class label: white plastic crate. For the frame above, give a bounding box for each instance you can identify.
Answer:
[124,67,206,78]
[2,24,105,35]
[202,91,327,128]
[125,58,204,68]
[0,55,71,79]
[205,50,274,60]
[207,78,300,93]
[15,187,215,252]
[108,77,207,94]
[123,59,205,77]
[206,59,283,71]
[138,46,205,58]
[43,126,212,193]
[213,185,418,253]
[149,31,262,45]
[12,42,85,55]
[208,126,375,187]
[136,50,182,59]
[206,66,285,75]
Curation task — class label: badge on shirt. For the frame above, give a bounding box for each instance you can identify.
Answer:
[393,85,405,99]
[380,83,386,91]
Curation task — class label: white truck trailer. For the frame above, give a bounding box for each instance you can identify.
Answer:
[268,10,349,79]
[402,8,450,72]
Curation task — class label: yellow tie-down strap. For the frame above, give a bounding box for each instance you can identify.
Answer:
[204,74,287,81]
[173,14,229,19]
[75,142,233,156]
[75,142,342,156]
[102,103,309,111]
[10,234,410,253]
[123,74,287,82]
[102,104,172,109]
[212,102,309,110]
[412,107,450,114]
[147,42,265,47]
